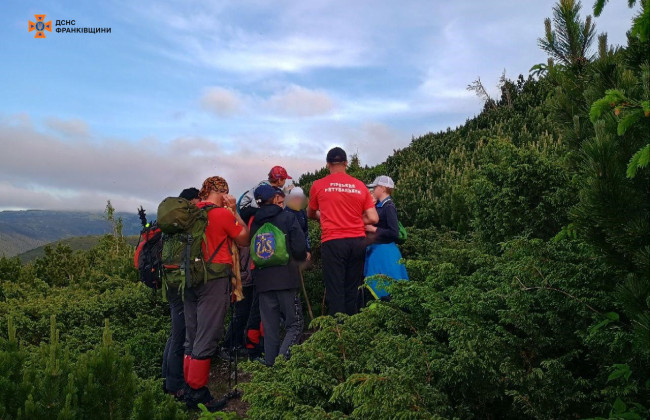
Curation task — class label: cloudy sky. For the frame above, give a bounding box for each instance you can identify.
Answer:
[0,0,636,212]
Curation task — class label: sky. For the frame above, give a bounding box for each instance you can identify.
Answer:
[0,0,637,212]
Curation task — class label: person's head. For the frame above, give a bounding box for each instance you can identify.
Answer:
[286,186,306,211]
[268,166,292,188]
[326,147,348,173]
[367,175,395,200]
[179,187,200,205]
[199,176,230,205]
[254,184,285,208]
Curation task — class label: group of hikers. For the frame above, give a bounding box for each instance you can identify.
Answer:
[140,147,409,412]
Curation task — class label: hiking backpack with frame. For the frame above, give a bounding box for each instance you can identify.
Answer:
[134,206,163,290]
[157,197,232,298]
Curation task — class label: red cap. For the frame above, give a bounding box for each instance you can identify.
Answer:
[268,166,291,181]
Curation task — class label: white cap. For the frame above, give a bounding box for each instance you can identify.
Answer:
[288,186,305,198]
[367,175,395,189]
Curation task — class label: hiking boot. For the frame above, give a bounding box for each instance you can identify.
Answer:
[185,386,214,410]
[202,396,228,412]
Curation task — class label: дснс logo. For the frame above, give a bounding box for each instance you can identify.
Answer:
[28,14,52,38]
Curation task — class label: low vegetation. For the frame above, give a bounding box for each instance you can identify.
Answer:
[0,0,648,418]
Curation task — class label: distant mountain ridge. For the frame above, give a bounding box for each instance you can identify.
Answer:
[0,210,142,257]
[17,235,141,263]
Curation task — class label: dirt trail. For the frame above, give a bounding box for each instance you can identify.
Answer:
[206,357,251,417]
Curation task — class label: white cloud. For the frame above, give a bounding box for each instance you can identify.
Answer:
[0,181,150,213]
[198,36,366,74]
[200,87,243,117]
[199,84,337,119]
[0,111,417,211]
[347,124,403,166]
[334,99,411,121]
[265,85,335,117]
[309,121,409,166]
[0,114,324,212]
[122,1,371,75]
[45,117,90,137]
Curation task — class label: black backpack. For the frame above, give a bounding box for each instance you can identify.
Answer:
[133,206,163,289]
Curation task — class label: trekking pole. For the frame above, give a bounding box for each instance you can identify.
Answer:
[228,242,242,397]
[299,269,314,321]
[227,280,234,389]
[231,287,240,395]
[227,273,241,398]
[321,290,327,317]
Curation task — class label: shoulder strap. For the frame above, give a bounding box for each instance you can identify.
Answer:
[203,204,219,212]
[206,237,228,264]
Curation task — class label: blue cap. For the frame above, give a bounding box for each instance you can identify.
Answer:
[254,184,285,203]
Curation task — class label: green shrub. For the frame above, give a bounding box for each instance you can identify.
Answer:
[0,317,185,420]
[470,138,576,245]
[243,236,648,419]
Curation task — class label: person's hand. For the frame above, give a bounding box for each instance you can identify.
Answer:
[222,194,237,211]
[365,225,377,233]
[306,252,312,261]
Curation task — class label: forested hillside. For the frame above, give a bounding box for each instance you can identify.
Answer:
[16,235,140,263]
[245,1,650,418]
[0,209,141,257]
[0,0,648,419]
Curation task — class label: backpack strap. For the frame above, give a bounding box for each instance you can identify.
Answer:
[204,238,233,281]
[206,237,228,265]
[202,205,237,281]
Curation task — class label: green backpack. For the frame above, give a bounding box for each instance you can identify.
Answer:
[157,198,231,297]
[250,222,290,269]
[159,233,186,292]
[397,221,408,245]
[158,197,203,233]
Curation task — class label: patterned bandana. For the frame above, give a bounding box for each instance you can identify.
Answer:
[199,176,229,199]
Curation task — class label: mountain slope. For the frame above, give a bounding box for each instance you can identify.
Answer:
[16,235,141,263]
[0,210,141,257]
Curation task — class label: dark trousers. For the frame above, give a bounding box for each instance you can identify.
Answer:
[321,237,366,316]
[246,287,261,331]
[184,277,229,359]
[224,285,254,349]
[245,287,263,359]
[258,289,303,366]
[162,286,185,392]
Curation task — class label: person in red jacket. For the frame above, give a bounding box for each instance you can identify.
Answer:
[183,176,249,412]
[307,147,379,316]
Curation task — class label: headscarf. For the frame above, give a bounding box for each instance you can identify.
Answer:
[199,176,229,199]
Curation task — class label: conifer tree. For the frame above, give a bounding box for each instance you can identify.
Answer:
[538,0,597,67]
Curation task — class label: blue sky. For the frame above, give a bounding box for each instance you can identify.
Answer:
[0,0,637,211]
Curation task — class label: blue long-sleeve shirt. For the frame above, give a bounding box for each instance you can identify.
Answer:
[373,197,399,244]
